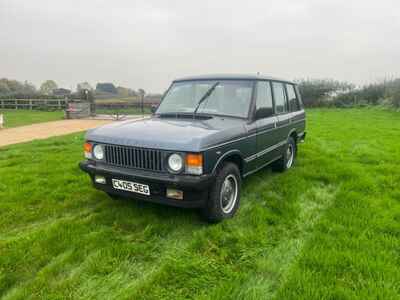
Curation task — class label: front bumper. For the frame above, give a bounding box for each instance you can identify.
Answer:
[79,160,215,208]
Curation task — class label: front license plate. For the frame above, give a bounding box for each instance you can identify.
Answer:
[112,179,150,196]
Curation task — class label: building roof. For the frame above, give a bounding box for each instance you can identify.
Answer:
[174,74,295,84]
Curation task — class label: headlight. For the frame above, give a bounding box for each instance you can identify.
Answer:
[168,153,183,172]
[93,144,104,160]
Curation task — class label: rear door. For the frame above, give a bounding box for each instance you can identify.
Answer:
[271,81,291,145]
[254,81,279,165]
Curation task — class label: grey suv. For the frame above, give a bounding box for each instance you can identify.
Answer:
[80,74,306,222]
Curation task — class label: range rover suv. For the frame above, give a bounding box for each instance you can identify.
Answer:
[80,74,306,222]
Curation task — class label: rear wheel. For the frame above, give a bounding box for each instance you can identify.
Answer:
[272,136,296,172]
[202,162,241,223]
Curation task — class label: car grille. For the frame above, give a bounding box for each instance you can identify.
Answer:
[104,144,164,172]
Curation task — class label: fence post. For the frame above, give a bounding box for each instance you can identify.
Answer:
[15,99,18,110]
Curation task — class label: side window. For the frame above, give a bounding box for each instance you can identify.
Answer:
[295,85,304,109]
[272,82,287,114]
[255,81,273,119]
[286,84,300,111]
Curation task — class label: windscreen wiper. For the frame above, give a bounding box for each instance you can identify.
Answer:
[192,82,219,118]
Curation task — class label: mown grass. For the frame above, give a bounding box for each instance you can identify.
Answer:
[0,110,64,128]
[0,108,399,299]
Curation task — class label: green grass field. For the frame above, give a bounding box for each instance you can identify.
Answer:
[0,110,64,128]
[0,108,399,299]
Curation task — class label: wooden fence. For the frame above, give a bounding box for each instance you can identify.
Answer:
[0,99,67,110]
[0,99,161,111]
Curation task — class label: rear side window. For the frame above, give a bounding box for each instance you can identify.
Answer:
[272,82,287,114]
[295,85,304,109]
[255,81,273,118]
[286,84,300,111]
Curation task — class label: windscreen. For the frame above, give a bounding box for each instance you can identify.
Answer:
[156,80,254,118]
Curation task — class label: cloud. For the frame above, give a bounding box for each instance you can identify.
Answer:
[1,0,399,91]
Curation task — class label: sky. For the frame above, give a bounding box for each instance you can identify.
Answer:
[1,0,399,93]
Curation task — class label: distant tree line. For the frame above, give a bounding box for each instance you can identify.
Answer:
[3,76,399,109]
[0,78,36,96]
[0,78,149,101]
[297,78,400,108]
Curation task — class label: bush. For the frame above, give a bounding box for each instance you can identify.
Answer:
[296,79,354,107]
[385,79,400,108]
[333,78,400,108]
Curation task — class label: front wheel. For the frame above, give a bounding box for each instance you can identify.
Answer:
[272,136,296,172]
[202,162,241,223]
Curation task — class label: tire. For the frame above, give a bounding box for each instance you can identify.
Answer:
[272,136,297,172]
[202,162,241,223]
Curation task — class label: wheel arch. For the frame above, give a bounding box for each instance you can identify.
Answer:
[211,149,245,177]
[288,128,298,143]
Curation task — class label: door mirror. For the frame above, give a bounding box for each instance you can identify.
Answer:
[255,108,273,120]
[151,104,158,114]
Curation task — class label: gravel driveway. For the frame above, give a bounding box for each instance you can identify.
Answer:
[0,119,113,147]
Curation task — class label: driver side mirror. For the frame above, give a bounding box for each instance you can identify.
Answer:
[255,108,273,120]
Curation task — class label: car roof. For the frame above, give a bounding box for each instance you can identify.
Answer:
[173,74,296,84]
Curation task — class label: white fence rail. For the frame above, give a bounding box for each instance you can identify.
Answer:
[0,99,67,110]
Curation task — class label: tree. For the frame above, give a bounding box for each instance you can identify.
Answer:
[0,78,37,96]
[77,82,93,93]
[40,80,58,95]
[0,80,11,95]
[96,83,117,94]
[23,81,36,95]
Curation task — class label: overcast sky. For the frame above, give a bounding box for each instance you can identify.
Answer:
[1,0,399,92]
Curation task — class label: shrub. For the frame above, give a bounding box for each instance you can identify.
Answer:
[385,79,400,108]
[296,79,354,107]
[333,78,400,108]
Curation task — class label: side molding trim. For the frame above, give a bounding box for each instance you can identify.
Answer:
[244,140,287,163]
[243,156,281,177]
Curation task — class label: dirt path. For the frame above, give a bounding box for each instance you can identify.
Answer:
[0,119,114,147]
